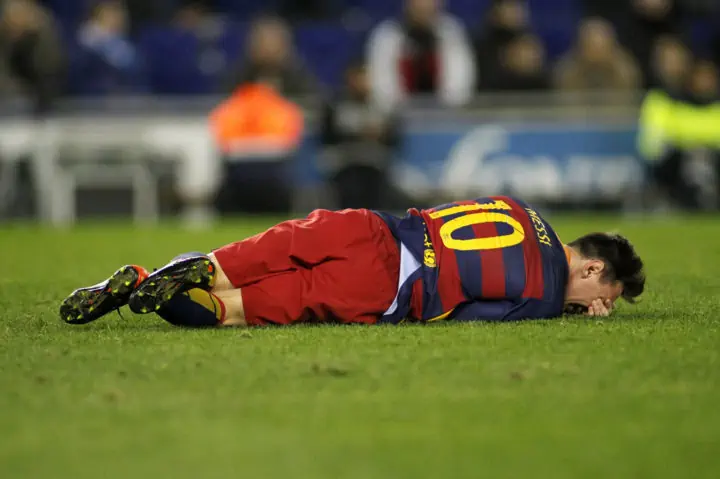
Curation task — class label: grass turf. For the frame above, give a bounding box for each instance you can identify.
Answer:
[0,215,718,478]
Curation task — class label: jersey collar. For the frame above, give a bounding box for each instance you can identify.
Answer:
[563,245,573,266]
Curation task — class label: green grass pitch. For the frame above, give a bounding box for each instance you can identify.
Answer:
[0,215,718,479]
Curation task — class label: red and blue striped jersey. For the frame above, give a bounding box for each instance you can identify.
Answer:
[375,196,569,323]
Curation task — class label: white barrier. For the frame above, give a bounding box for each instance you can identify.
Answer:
[0,115,219,227]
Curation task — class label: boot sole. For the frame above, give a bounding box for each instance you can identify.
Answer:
[129,257,215,314]
[60,265,142,325]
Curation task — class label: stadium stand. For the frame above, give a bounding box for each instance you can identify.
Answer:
[1,0,719,223]
[32,0,713,95]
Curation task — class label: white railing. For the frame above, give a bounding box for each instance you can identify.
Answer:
[0,115,218,227]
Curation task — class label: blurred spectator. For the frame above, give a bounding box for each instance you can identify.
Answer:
[638,59,720,210]
[687,60,719,102]
[474,0,530,91]
[224,15,320,99]
[583,0,682,87]
[211,83,303,155]
[554,18,641,91]
[0,0,64,113]
[175,1,223,35]
[489,33,549,91]
[366,0,475,109]
[174,1,227,85]
[210,82,304,214]
[212,15,307,216]
[75,1,146,94]
[624,0,682,87]
[649,36,690,91]
[587,0,685,85]
[320,60,402,209]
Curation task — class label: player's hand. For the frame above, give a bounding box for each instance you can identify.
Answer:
[587,298,613,317]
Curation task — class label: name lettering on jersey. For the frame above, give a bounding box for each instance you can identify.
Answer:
[476,199,511,211]
[428,200,511,219]
[525,208,553,247]
[423,232,437,268]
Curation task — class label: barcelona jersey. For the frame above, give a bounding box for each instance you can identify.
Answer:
[375,196,569,323]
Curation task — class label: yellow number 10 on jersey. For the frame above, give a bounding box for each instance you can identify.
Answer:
[428,200,525,251]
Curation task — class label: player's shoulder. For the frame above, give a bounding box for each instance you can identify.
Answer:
[497,196,568,302]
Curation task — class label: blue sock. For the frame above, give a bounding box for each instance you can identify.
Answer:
[156,289,226,327]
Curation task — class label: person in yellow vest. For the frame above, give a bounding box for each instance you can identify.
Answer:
[638,59,720,210]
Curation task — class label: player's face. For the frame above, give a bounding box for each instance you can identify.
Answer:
[565,260,623,314]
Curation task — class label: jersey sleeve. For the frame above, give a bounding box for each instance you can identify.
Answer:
[450,298,562,322]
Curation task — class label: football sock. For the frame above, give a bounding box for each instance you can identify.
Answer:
[156,288,226,327]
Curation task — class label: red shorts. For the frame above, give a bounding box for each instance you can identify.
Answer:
[212,209,400,326]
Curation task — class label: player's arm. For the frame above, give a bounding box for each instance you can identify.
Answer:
[451,297,613,322]
[449,299,561,322]
[448,300,518,321]
[447,299,536,322]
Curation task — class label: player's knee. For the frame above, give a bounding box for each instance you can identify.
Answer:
[213,289,247,327]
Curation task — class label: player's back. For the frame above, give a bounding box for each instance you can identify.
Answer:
[376,196,569,323]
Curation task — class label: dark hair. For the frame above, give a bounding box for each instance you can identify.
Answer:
[88,0,122,20]
[568,232,645,303]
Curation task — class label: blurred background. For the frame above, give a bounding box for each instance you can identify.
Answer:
[0,0,719,226]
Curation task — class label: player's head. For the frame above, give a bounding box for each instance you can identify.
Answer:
[564,233,645,313]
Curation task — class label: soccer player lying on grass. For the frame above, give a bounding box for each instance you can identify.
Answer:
[60,196,645,327]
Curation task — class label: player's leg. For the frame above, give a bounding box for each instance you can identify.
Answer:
[149,286,247,327]
[218,209,400,326]
[59,250,231,326]
[126,209,399,327]
[213,289,246,326]
[126,253,241,327]
[125,214,319,327]
[143,243,397,328]
[59,264,149,325]
[163,252,233,290]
